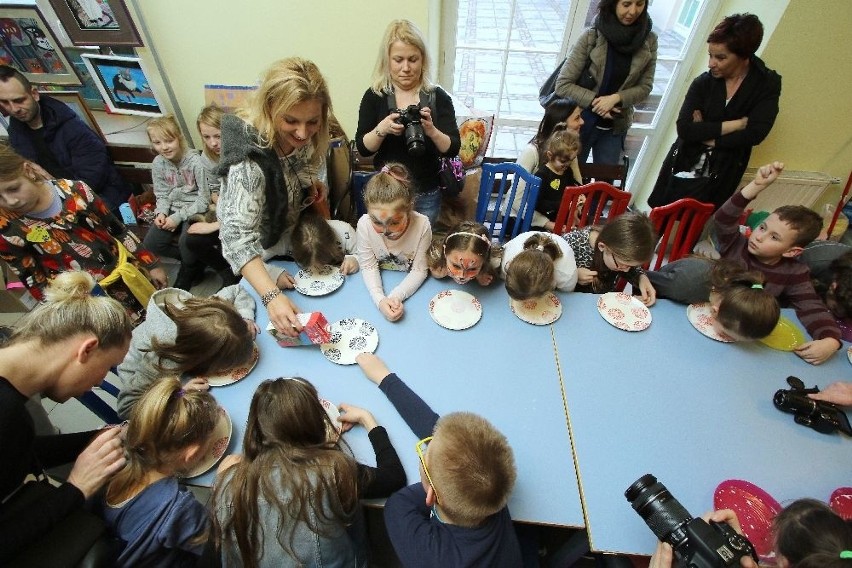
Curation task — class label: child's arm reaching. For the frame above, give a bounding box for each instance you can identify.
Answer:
[356,216,389,306]
[740,161,784,201]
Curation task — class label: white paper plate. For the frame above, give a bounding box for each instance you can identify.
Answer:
[201,343,260,387]
[184,406,232,478]
[429,290,482,330]
[510,292,562,325]
[320,397,342,441]
[596,292,651,332]
[687,303,735,343]
[847,346,851,366]
[294,265,344,296]
[320,318,379,365]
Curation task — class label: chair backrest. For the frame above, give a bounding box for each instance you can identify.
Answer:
[552,181,631,235]
[648,197,715,270]
[107,143,156,185]
[579,155,629,189]
[474,162,541,243]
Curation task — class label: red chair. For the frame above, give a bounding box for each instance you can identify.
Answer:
[551,181,631,235]
[648,197,714,270]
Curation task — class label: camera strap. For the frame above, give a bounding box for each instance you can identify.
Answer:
[385,90,437,120]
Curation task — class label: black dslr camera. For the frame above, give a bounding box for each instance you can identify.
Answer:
[392,104,426,156]
[625,474,758,568]
[773,376,852,435]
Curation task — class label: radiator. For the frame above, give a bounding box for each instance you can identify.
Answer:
[736,169,835,213]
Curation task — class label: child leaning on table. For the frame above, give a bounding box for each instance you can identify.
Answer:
[355,353,523,567]
[501,231,578,300]
[288,208,359,275]
[356,162,431,322]
[428,220,501,286]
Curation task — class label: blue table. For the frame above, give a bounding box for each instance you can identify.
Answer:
[193,262,584,527]
[552,293,852,554]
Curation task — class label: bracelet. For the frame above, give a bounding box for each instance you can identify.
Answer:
[375,129,386,138]
[260,288,281,307]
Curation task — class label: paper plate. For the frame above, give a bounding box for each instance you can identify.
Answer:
[200,343,260,387]
[184,406,232,479]
[829,487,852,521]
[759,316,806,352]
[686,303,735,343]
[510,293,563,325]
[596,292,651,332]
[320,397,342,441]
[847,346,852,366]
[294,265,344,296]
[320,318,379,365]
[429,290,482,330]
[714,479,781,563]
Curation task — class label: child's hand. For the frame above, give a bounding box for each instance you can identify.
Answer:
[148,267,168,289]
[339,256,359,275]
[356,353,391,385]
[637,274,657,307]
[183,377,210,392]
[742,161,784,199]
[187,221,219,235]
[809,381,852,406]
[67,427,126,499]
[794,337,841,365]
[337,403,379,432]
[154,213,166,228]
[379,297,404,321]
[577,267,598,286]
[244,318,260,336]
[162,217,179,231]
[476,272,494,286]
[276,269,296,289]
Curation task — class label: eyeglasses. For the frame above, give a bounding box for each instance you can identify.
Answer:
[606,249,633,271]
[415,436,439,504]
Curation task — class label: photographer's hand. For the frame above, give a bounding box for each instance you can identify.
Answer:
[809,381,852,406]
[419,106,452,153]
[702,510,758,568]
[363,112,403,153]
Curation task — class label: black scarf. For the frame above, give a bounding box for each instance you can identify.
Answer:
[594,11,652,55]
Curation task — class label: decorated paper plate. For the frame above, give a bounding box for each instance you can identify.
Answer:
[714,479,781,563]
[429,290,482,330]
[201,343,260,387]
[320,397,343,441]
[510,292,563,325]
[294,265,344,296]
[829,487,852,521]
[686,303,735,343]
[320,318,379,365]
[759,316,806,352]
[596,292,651,332]
[184,406,232,479]
[847,346,852,366]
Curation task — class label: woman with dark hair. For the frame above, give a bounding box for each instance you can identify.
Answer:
[648,13,782,210]
[555,0,657,167]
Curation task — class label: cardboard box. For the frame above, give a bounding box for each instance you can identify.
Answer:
[267,312,331,347]
[0,262,36,313]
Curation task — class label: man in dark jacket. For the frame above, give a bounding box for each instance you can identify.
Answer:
[0,65,130,213]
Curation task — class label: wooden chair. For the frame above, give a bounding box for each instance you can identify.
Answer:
[648,197,714,270]
[551,181,631,235]
[474,162,541,243]
[579,155,629,188]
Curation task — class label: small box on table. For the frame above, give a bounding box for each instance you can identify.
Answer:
[267,312,331,347]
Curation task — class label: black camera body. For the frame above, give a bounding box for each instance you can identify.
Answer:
[625,474,758,568]
[393,104,426,156]
[773,376,852,435]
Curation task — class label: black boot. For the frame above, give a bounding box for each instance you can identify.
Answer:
[174,263,204,291]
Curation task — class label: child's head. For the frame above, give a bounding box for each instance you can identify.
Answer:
[708,260,780,340]
[363,162,414,241]
[772,498,852,568]
[747,206,822,262]
[505,233,562,300]
[429,221,494,284]
[150,294,254,377]
[146,115,186,162]
[822,251,852,320]
[0,143,50,214]
[543,124,580,175]
[291,209,345,270]
[109,377,220,499]
[423,412,516,527]
[197,104,224,160]
[596,212,656,272]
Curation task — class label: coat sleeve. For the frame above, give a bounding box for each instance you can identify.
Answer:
[714,73,781,150]
[213,284,257,320]
[555,28,598,108]
[433,87,461,158]
[357,426,407,499]
[355,89,382,157]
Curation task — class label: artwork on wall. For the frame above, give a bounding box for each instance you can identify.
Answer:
[63,47,105,110]
[0,5,81,86]
[204,84,257,113]
[81,53,162,116]
[48,0,142,47]
[40,90,105,140]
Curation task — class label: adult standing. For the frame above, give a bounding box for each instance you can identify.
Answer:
[0,65,131,214]
[218,58,331,336]
[555,0,657,167]
[356,19,461,225]
[647,13,781,210]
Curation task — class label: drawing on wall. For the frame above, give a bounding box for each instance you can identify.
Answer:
[65,0,120,30]
[48,0,142,46]
[0,5,81,86]
[204,84,257,113]
[81,53,162,116]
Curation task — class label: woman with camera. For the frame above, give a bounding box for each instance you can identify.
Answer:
[355,19,461,225]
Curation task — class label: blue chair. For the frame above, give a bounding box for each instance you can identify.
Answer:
[351,171,377,219]
[75,371,121,424]
[474,162,541,243]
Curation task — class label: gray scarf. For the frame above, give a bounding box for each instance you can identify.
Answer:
[595,12,652,55]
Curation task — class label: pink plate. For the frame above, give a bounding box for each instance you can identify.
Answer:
[714,479,781,563]
[830,487,852,521]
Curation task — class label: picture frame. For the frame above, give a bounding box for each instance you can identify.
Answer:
[40,89,105,140]
[0,5,82,86]
[80,53,163,117]
[63,46,105,110]
[47,0,142,47]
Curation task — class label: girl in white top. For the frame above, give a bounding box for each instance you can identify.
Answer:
[501,231,578,300]
[356,163,431,321]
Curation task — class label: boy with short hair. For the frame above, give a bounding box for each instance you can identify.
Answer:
[356,353,522,567]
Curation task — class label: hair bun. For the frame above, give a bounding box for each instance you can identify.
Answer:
[44,271,96,303]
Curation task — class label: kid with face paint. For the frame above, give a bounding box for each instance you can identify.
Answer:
[428,221,501,286]
[356,163,431,321]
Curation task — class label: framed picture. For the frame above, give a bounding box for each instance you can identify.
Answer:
[48,0,142,47]
[64,47,105,110]
[0,5,81,86]
[80,53,162,117]
[40,90,105,140]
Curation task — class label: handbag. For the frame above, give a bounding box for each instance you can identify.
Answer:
[438,156,464,198]
[649,140,716,207]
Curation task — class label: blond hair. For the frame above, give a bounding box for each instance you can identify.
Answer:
[146,115,187,152]
[544,123,580,161]
[362,162,414,209]
[370,19,434,95]
[197,104,224,161]
[0,143,27,182]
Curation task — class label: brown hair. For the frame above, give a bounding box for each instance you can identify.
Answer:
[362,162,413,208]
[429,412,516,527]
[707,13,764,58]
[0,65,32,90]
[773,205,823,248]
[505,233,562,300]
[0,143,27,182]
[773,498,852,568]
[290,209,346,269]
[710,260,779,340]
[146,114,187,153]
[583,213,655,293]
[428,221,500,280]
[370,19,433,95]
[820,251,852,320]
[197,104,224,161]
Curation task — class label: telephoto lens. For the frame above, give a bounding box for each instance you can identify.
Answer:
[625,474,692,548]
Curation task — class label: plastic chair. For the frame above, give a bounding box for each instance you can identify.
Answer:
[551,181,631,235]
[474,162,541,243]
[648,197,715,270]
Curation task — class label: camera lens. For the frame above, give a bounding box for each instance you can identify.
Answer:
[404,122,426,156]
[625,474,692,547]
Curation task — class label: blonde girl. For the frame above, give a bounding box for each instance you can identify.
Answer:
[501,231,578,300]
[562,212,657,305]
[99,378,220,567]
[356,162,431,321]
[428,220,501,285]
[290,209,359,274]
[533,124,582,230]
